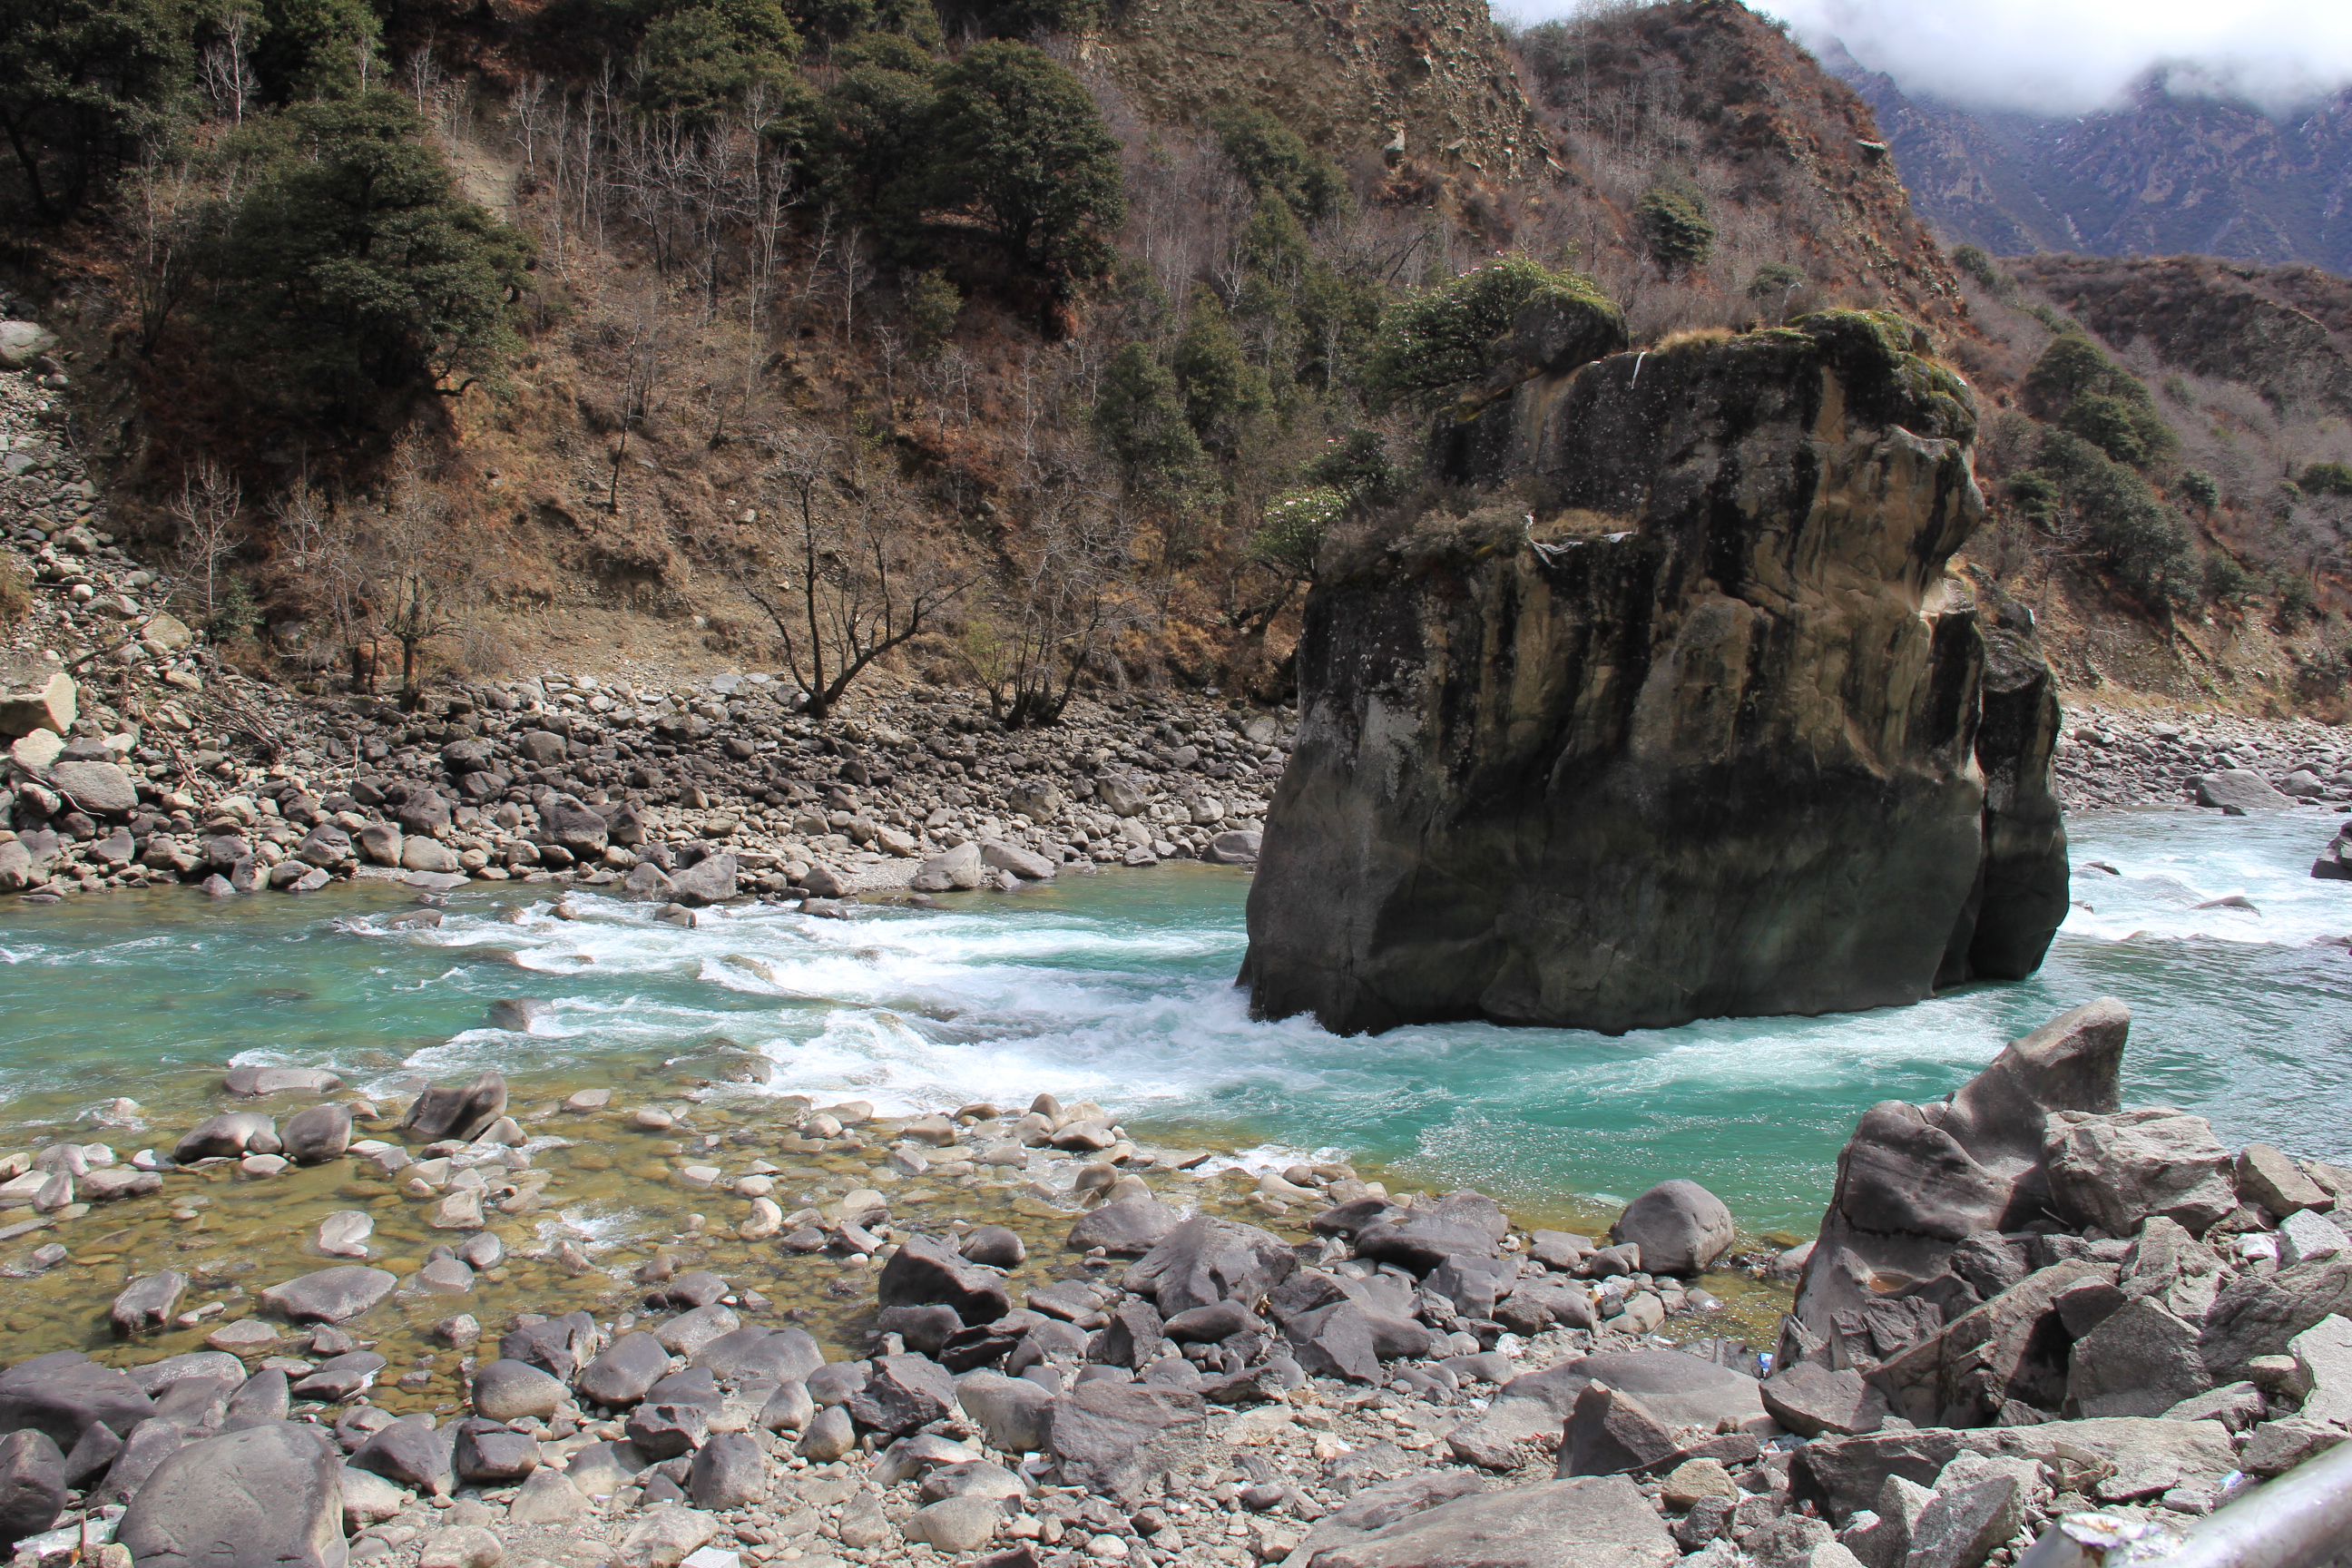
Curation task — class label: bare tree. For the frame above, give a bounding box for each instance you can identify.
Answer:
[170,459,243,622]
[274,477,377,691]
[960,484,1143,728]
[744,432,977,721]
[363,440,473,705]
[122,155,221,357]
[198,5,260,124]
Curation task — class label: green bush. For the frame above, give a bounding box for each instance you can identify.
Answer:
[0,0,190,220]
[785,0,873,44]
[966,0,1104,35]
[1949,243,2004,293]
[2179,468,2221,512]
[922,41,1123,287]
[906,267,960,354]
[1251,485,1343,581]
[2024,332,2108,410]
[868,0,942,44]
[2270,568,2316,624]
[2006,472,2059,531]
[2202,552,2253,606]
[2024,330,2175,469]
[1364,256,1617,413]
[808,34,936,243]
[250,0,381,102]
[1212,103,1350,225]
[2031,428,2196,607]
[1635,178,1714,272]
[1746,260,1807,301]
[2298,461,2352,497]
[1306,429,1394,508]
[217,92,532,420]
[2060,393,2153,468]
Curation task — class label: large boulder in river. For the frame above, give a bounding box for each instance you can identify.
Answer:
[1794,998,2129,1341]
[2194,769,2291,811]
[1239,312,2067,1035]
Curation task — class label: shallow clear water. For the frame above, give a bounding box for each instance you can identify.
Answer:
[2,808,2346,1238]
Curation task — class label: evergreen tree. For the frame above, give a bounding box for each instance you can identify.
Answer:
[0,0,190,220]
[219,91,532,420]
[1212,103,1350,224]
[924,41,1122,288]
[635,0,801,123]
[250,0,381,103]
[808,31,937,249]
[1092,344,1202,500]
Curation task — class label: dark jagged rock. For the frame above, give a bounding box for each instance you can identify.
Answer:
[0,1352,157,1450]
[402,1071,508,1142]
[877,1235,1013,1325]
[1240,312,2067,1035]
[1122,1218,1296,1318]
[0,1430,63,1552]
[1795,998,2128,1342]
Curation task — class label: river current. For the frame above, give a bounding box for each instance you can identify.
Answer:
[0,808,2345,1240]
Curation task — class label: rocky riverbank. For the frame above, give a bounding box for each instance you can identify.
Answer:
[2,998,2350,1568]
[2052,702,2352,814]
[1,359,1287,909]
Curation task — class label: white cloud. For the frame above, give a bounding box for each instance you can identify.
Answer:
[1495,0,2352,118]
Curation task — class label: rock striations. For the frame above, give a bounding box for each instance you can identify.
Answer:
[1241,307,2069,1035]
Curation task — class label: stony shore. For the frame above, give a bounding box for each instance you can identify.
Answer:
[2052,701,2352,816]
[3,995,2351,1568]
[9,340,2352,910]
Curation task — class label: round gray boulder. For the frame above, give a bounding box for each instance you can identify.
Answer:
[1612,1180,1735,1276]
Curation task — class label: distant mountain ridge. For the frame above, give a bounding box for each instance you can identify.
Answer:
[1826,42,2352,273]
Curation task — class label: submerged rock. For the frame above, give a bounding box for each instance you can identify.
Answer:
[1240,311,2067,1035]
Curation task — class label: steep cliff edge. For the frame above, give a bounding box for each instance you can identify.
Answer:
[1240,309,2069,1036]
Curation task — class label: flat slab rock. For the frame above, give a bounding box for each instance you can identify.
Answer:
[1449,1349,1765,1467]
[1301,1475,1678,1567]
[258,1267,397,1324]
[1791,1416,2238,1524]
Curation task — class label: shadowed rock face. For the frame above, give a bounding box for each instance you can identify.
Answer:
[1240,311,2067,1036]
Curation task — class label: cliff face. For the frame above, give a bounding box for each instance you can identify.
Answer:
[1240,310,2068,1036]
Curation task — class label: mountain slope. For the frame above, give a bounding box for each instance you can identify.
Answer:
[1834,50,2352,274]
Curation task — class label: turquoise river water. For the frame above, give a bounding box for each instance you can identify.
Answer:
[0,808,2346,1240]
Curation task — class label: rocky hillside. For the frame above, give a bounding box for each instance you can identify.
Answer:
[1836,54,2352,274]
[1097,0,1545,180]
[1,0,2338,737]
[2002,255,2352,425]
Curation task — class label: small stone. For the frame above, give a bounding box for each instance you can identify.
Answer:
[416,1525,503,1568]
[906,1495,1002,1551]
[1661,1457,1738,1510]
[796,1405,854,1462]
[207,1319,279,1354]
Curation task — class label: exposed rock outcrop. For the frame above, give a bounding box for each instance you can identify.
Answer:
[1241,309,2068,1035]
[1781,998,2352,1438]
[1793,998,2128,1350]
